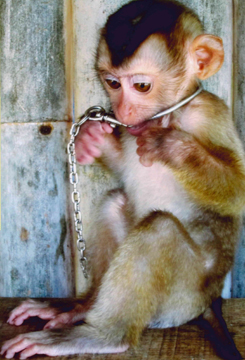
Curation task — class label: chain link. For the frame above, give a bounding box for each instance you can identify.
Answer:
[67,106,130,279]
[67,114,89,279]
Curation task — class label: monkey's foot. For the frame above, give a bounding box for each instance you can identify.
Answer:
[1,328,129,358]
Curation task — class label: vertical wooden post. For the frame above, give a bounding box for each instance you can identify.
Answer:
[232,0,245,298]
[0,0,75,297]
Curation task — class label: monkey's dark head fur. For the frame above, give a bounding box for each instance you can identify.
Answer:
[102,0,202,67]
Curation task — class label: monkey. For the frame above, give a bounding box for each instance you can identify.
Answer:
[1,0,245,359]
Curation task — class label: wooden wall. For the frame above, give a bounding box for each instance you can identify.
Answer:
[0,0,75,297]
[1,0,245,298]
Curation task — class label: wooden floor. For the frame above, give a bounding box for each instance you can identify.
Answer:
[0,298,245,360]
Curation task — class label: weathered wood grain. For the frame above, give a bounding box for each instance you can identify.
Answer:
[234,0,245,142]
[182,0,233,105]
[0,298,245,360]
[232,0,245,298]
[0,122,74,297]
[0,0,75,298]
[0,0,67,123]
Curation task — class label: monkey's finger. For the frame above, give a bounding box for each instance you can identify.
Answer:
[7,300,35,323]
[136,145,148,157]
[44,313,73,329]
[19,344,49,359]
[101,122,114,133]
[76,144,102,163]
[75,143,102,161]
[44,308,86,329]
[86,145,102,158]
[136,137,146,147]
[44,320,67,329]
[75,122,102,143]
[86,121,112,139]
[8,300,53,324]
[79,132,103,146]
[8,308,57,326]
[139,156,153,167]
[86,126,106,143]
[1,335,28,358]
[76,154,95,165]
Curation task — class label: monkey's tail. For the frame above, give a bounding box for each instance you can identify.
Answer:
[192,297,242,360]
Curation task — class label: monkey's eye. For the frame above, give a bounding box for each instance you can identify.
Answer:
[134,82,151,93]
[105,79,121,90]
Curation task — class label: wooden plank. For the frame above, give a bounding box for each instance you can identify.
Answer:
[232,0,245,298]
[0,0,75,298]
[0,0,67,123]
[0,298,245,359]
[0,122,75,297]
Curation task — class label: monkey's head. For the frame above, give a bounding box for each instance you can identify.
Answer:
[96,0,224,133]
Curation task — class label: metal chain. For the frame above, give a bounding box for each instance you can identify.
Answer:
[67,113,89,279]
[67,106,127,279]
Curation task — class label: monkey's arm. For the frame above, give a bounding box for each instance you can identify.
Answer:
[136,122,245,216]
[0,325,129,358]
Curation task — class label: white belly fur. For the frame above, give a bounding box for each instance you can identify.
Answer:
[121,134,196,221]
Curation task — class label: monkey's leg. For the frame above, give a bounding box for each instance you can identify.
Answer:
[7,190,128,331]
[86,210,207,343]
[45,189,129,329]
[1,210,207,358]
[86,188,129,287]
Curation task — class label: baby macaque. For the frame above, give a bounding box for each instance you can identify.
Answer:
[2,0,245,359]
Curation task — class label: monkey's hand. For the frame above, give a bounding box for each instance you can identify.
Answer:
[75,121,113,165]
[136,127,191,167]
[1,326,128,358]
[7,299,87,329]
[1,329,79,358]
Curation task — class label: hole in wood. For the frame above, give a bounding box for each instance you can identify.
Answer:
[39,124,53,135]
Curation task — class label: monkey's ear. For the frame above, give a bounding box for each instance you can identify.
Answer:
[191,35,224,80]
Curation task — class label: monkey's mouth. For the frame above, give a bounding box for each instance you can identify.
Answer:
[126,120,150,136]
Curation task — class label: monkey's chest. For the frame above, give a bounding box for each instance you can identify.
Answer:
[121,136,195,221]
